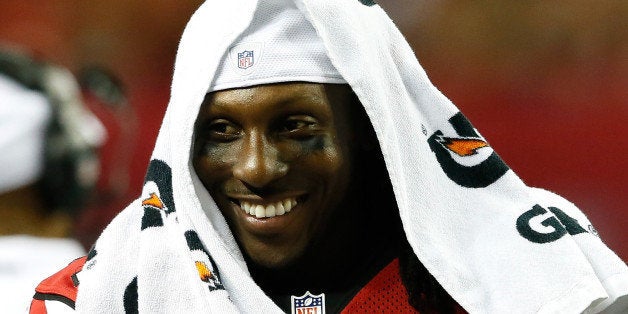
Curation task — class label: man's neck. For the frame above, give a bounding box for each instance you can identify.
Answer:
[248,204,400,295]
[248,203,400,314]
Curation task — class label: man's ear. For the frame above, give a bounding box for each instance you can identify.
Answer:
[328,84,381,152]
[354,123,379,152]
[352,99,379,152]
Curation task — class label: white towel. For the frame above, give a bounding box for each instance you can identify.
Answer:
[75,1,628,313]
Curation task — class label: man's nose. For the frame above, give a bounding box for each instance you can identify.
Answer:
[233,132,288,188]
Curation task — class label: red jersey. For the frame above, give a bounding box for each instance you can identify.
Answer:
[30,257,465,313]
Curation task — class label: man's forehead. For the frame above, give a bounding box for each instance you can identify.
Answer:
[205,83,332,108]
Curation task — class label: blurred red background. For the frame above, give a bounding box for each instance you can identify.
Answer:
[1,1,625,262]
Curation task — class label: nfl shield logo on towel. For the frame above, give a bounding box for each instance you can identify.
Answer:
[291,291,325,314]
[229,42,263,76]
[237,50,254,69]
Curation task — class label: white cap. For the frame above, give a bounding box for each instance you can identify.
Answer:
[0,73,51,193]
[0,67,107,194]
[208,0,345,92]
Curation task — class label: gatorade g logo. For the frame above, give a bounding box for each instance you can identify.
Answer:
[141,159,175,230]
[185,230,225,291]
[427,112,509,188]
[143,159,175,214]
[517,205,588,243]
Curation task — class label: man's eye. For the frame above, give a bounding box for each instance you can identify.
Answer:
[282,120,309,131]
[279,116,318,134]
[206,119,240,140]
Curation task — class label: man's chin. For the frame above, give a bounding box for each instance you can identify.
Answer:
[245,245,305,270]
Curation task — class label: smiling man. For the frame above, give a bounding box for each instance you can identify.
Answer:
[30,0,628,313]
[193,82,414,312]
[193,84,355,269]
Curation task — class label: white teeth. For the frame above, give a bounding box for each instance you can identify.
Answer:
[254,205,265,218]
[276,201,285,215]
[266,204,276,217]
[242,202,251,214]
[283,199,292,212]
[286,199,296,212]
[239,197,298,218]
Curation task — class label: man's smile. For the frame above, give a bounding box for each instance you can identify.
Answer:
[224,194,308,236]
[226,191,306,217]
[236,197,298,218]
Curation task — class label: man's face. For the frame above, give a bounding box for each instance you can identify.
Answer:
[193,83,356,268]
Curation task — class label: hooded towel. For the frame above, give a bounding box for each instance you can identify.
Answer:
[75,1,628,313]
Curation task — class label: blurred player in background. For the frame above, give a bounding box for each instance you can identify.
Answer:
[0,46,123,312]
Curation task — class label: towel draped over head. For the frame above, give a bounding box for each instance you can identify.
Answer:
[75,0,628,313]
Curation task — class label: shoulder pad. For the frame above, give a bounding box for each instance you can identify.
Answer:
[30,256,87,313]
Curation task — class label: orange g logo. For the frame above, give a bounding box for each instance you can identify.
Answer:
[427,112,509,188]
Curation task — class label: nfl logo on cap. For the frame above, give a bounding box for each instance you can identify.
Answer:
[225,42,263,77]
[291,291,325,314]
[237,50,254,69]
